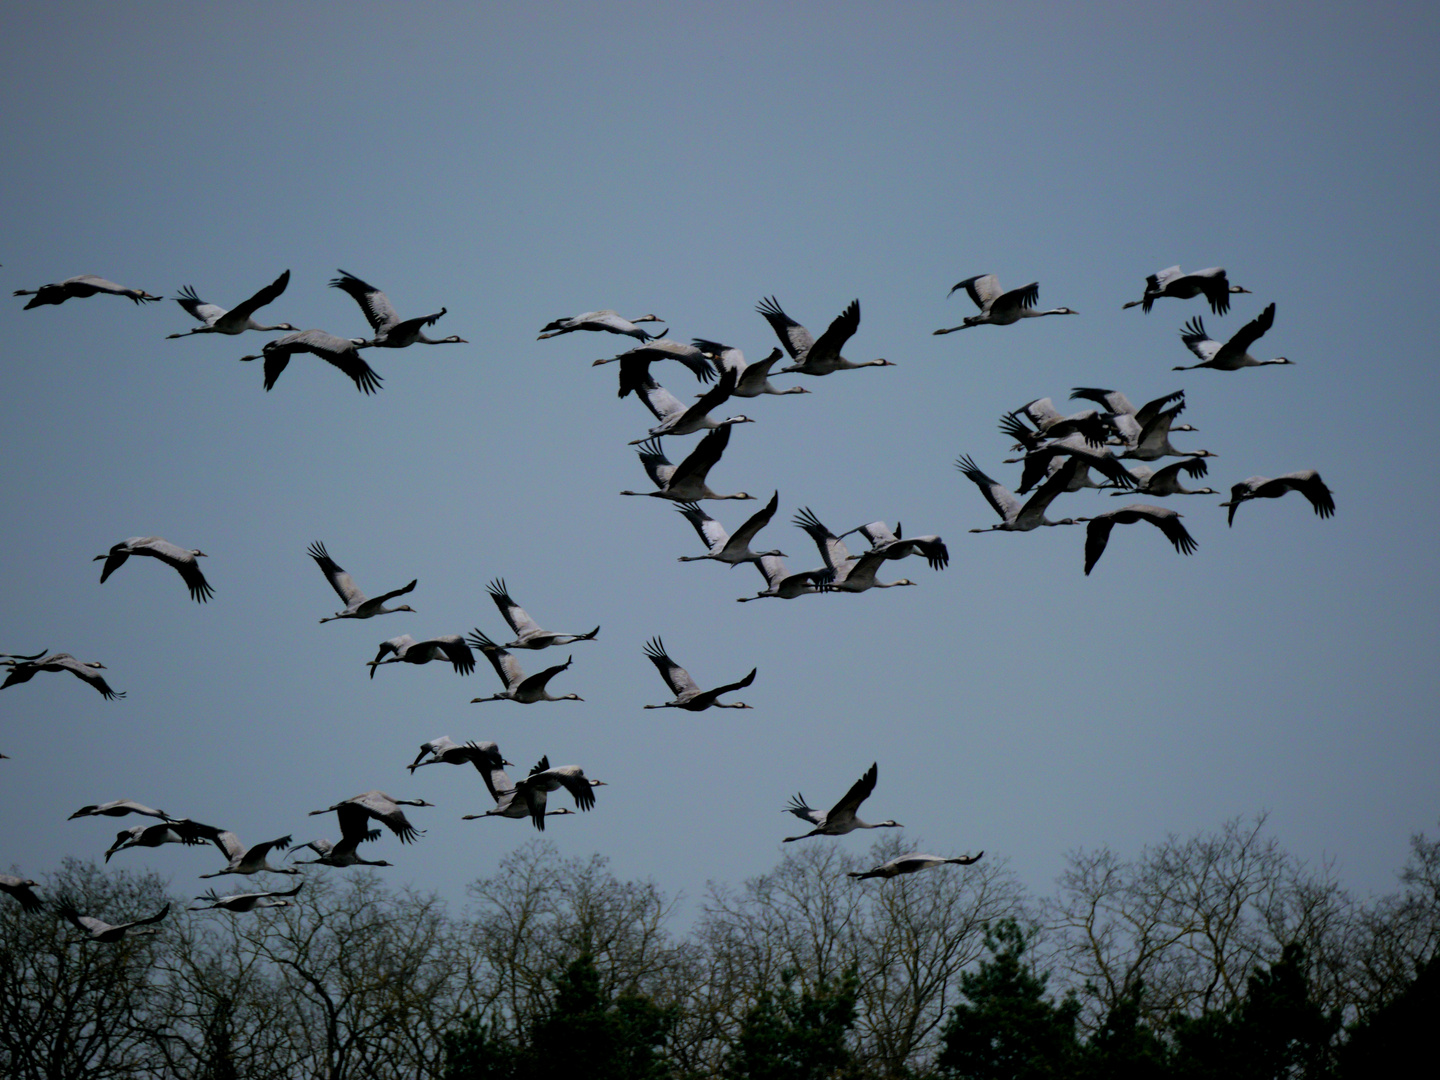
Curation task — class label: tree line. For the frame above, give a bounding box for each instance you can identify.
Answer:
[1,814,1434,1079]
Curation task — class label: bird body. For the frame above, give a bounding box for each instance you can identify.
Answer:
[593,339,716,398]
[167,271,296,337]
[407,736,508,774]
[460,756,579,831]
[191,882,304,911]
[70,798,171,821]
[308,790,432,845]
[237,330,383,393]
[60,903,170,941]
[792,507,917,593]
[95,536,212,602]
[783,763,900,841]
[642,637,755,711]
[934,275,1077,332]
[676,491,785,566]
[15,274,162,308]
[1174,304,1290,371]
[1123,266,1249,315]
[104,820,214,862]
[540,310,664,341]
[737,554,830,602]
[1,652,124,699]
[467,631,583,703]
[195,830,302,878]
[757,296,893,375]
[309,541,417,623]
[956,455,1083,532]
[1081,504,1198,575]
[693,340,808,397]
[486,579,599,649]
[848,853,983,880]
[367,634,475,679]
[1107,459,1216,497]
[1220,471,1335,526]
[621,427,753,502]
[0,874,43,912]
[631,366,753,442]
[329,269,466,347]
[838,520,949,571]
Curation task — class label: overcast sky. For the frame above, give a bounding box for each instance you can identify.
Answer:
[3,1,1437,923]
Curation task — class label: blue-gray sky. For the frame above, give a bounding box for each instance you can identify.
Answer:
[3,2,1437,920]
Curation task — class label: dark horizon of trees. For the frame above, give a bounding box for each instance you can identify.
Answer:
[1,813,1435,1079]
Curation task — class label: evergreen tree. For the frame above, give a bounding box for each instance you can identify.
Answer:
[721,967,860,1080]
[936,918,1081,1080]
[1075,981,1170,1080]
[1171,942,1338,1080]
[444,952,676,1080]
[1335,952,1438,1080]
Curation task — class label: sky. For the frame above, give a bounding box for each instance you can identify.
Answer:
[2,2,1437,925]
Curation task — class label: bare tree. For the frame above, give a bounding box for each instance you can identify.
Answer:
[454,842,695,1050]
[226,872,463,1080]
[1042,813,1359,1031]
[695,839,1022,1077]
[0,859,174,1080]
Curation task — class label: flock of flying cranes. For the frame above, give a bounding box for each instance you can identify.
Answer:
[1,262,1335,931]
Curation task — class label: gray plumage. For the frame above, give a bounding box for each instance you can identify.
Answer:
[95,536,213,602]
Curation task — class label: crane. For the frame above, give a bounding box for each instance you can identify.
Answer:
[621,427,754,502]
[1,651,125,699]
[1111,403,1213,463]
[15,274,162,308]
[103,820,215,862]
[461,755,578,831]
[510,756,606,829]
[467,631,584,703]
[407,736,509,774]
[367,635,476,679]
[195,830,303,879]
[237,330,384,393]
[1105,459,1217,497]
[692,339,809,397]
[1005,435,1137,495]
[308,791,433,845]
[0,874,44,912]
[486,578,599,649]
[757,296,894,375]
[69,799,171,821]
[675,491,786,567]
[1220,471,1335,526]
[642,637,755,711]
[837,520,949,571]
[848,852,983,880]
[630,366,753,442]
[593,339,717,398]
[783,763,901,842]
[191,882,305,911]
[1174,304,1291,371]
[328,269,467,347]
[59,902,170,941]
[539,310,665,341]
[94,536,213,602]
[1123,266,1250,315]
[167,270,296,337]
[934,275,1077,332]
[736,554,831,603]
[955,455,1085,532]
[1081,504,1198,575]
[793,507,917,593]
[308,541,417,623]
